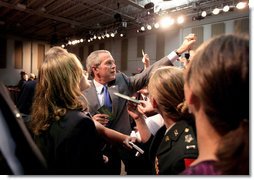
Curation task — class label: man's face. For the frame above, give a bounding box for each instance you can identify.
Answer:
[94,52,116,83]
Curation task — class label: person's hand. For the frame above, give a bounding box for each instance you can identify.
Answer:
[123,136,138,149]
[142,54,150,69]
[127,101,144,120]
[92,113,109,126]
[176,33,196,55]
[137,100,157,117]
[103,155,109,163]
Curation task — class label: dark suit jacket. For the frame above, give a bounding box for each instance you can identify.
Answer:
[17,80,37,115]
[83,56,173,135]
[149,120,198,175]
[34,110,106,175]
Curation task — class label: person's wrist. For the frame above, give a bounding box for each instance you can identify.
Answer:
[134,116,142,121]
[175,49,182,57]
[134,115,145,121]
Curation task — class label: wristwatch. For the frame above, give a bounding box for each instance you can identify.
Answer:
[175,50,181,57]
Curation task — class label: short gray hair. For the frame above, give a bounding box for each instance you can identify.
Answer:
[86,50,110,77]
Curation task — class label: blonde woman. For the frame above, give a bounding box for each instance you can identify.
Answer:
[127,66,198,175]
[29,47,106,174]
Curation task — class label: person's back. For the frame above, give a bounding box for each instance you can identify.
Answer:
[35,110,105,174]
[17,79,37,115]
[29,46,105,174]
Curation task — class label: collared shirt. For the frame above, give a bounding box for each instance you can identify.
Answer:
[164,122,176,135]
[93,80,105,106]
[167,51,179,64]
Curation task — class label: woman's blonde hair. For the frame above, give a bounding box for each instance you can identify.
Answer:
[30,46,88,135]
[148,66,190,121]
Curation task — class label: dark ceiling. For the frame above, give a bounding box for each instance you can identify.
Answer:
[0,0,247,45]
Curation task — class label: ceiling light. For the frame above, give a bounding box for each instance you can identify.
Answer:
[201,11,207,17]
[177,16,184,24]
[223,5,230,12]
[141,26,145,31]
[212,8,220,15]
[236,2,247,9]
[154,22,160,29]
[160,16,174,28]
[147,24,152,30]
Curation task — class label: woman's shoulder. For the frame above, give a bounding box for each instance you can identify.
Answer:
[65,110,93,124]
[52,110,94,131]
[49,110,96,139]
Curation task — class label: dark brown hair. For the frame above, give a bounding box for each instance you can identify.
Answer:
[185,34,249,174]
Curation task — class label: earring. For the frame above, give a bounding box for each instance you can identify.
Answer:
[188,108,192,114]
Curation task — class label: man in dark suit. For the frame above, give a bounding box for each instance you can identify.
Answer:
[82,33,196,174]
[17,79,37,115]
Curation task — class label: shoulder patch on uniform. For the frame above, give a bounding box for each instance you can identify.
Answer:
[165,135,170,142]
[185,134,194,143]
[186,145,196,149]
[174,129,179,137]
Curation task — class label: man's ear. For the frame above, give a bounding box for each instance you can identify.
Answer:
[92,66,98,75]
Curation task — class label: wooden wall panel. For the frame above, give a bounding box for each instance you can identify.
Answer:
[234,18,249,34]
[37,44,45,69]
[156,33,165,61]
[212,22,225,36]
[137,35,144,58]
[99,43,105,50]
[88,45,94,55]
[15,41,23,69]
[121,38,128,71]
[192,26,204,49]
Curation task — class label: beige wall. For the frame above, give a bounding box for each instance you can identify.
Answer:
[0,11,249,85]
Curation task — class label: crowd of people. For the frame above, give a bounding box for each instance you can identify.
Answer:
[1,33,249,175]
